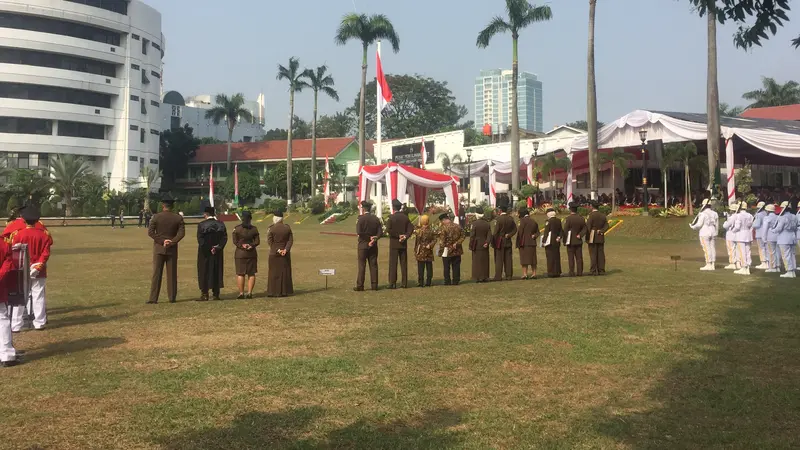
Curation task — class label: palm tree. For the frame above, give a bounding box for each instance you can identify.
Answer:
[277,57,311,205]
[719,102,744,117]
[664,142,699,215]
[660,145,682,208]
[598,148,633,212]
[141,165,162,193]
[308,65,339,196]
[705,1,721,196]
[586,0,599,201]
[540,152,571,201]
[742,76,800,108]
[204,93,254,170]
[335,13,400,167]
[437,153,463,175]
[477,1,552,192]
[50,155,91,216]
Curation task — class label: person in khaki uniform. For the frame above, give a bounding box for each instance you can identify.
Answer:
[516,207,540,279]
[586,201,609,275]
[562,203,587,276]
[354,201,382,291]
[469,207,492,283]
[493,204,517,281]
[147,194,185,304]
[542,208,563,278]
[438,213,465,285]
[414,215,437,287]
[386,199,414,289]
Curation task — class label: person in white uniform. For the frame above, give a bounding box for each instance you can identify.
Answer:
[764,204,780,273]
[690,199,719,271]
[733,200,754,275]
[752,201,769,269]
[722,202,741,270]
[773,201,797,278]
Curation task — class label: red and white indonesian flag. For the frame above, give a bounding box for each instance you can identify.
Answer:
[377,50,392,111]
[209,164,215,207]
[324,156,331,206]
[421,137,427,168]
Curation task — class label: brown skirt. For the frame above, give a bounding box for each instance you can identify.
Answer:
[235,257,258,276]
[519,246,537,267]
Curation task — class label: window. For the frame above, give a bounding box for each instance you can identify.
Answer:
[141,69,149,84]
[149,158,158,164]
[171,105,182,117]
[0,117,52,135]
[140,128,145,143]
[140,98,147,115]
[0,47,116,77]
[150,129,160,135]
[129,124,138,131]
[142,38,149,55]
[57,121,105,140]
[64,0,128,15]
[140,157,144,173]
[130,95,139,101]
[152,42,161,51]
[131,63,140,71]
[170,116,180,130]
[129,155,138,162]
[150,100,160,107]
[0,12,121,46]
[150,70,161,79]
[0,82,112,108]
[131,33,140,40]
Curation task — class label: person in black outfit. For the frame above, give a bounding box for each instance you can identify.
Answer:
[196,204,228,301]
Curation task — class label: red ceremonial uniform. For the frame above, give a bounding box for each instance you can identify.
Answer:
[0,241,14,303]
[11,226,51,278]
[2,219,50,244]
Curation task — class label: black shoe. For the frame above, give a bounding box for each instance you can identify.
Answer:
[169,299,176,303]
[371,286,379,291]
[245,293,253,299]
[1,360,19,368]
[197,294,209,302]
[418,283,424,288]
[146,300,158,304]
[453,281,460,286]
[353,287,364,292]
[444,281,451,286]
[389,284,396,290]
[212,295,221,301]
[236,294,245,300]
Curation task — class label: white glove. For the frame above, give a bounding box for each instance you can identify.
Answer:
[12,243,22,250]
[29,268,39,279]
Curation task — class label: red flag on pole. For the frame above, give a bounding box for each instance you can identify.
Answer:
[209,164,215,207]
[421,137,427,169]
[324,156,331,207]
[234,163,239,207]
[377,51,392,111]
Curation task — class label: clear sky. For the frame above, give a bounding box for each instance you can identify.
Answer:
[145,0,800,132]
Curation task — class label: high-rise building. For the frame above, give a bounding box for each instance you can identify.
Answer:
[160,91,267,142]
[0,0,164,190]
[474,69,543,135]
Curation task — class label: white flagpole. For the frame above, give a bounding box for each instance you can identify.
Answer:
[375,40,383,219]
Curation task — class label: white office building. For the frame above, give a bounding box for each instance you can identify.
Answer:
[0,0,164,190]
[474,69,544,135]
[160,91,266,142]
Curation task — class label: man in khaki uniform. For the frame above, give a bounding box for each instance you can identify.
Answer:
[469,207,492,282]
[147,194,186,304]
[493,204,517,281]
[386,199,414,289]
[355,201,382,291]
[586,201,609,275]
[562,203,586,276]
[438,213,465,285]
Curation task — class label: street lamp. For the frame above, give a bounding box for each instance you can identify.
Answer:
[639,129,648,215]
[465,147,473,205]
[106,172,111,193]
[200,172,206,200]
[532,141,540,207]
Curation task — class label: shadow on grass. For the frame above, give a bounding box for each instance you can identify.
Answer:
[55,247,139,255]
[25,337,126,362]
[158,407,465,450]
[48,303,121,315]
[47,313,133,330]
[597,283,800,448]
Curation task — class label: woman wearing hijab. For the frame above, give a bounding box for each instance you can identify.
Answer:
[516,207,540,279]
[267,210,294,297]
[542,208,563,277]
[413,215,437,287]
[232,210,260,299]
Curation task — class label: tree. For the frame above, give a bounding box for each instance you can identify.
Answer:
[220,168,263,205]
[316,112,355,138]
[261,117,311,141]
[742,76,800,108]
[160,124,200,189]
[660,144,683,208]
[8,169,52,206]
[277,57,311,205]
[263,128,288,141]
[308,65,340,196]
[204,93,254,170]
[598,148,633,212]
[719,102,744,116]
[347,74,468,139]
[335,13,400,167]
[664,142,699,214]
[199,137,223,145]
[477,1,553,192]
[565,120,605,131]
[141,165,162,193]
[437,153,463,175]
[74,173,107,216]
[539,152,571,200]
[50,155,91,216]
[587,0,599,202]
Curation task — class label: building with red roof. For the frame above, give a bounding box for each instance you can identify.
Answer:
[740,104,800,121]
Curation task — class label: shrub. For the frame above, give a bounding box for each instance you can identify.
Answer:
[268,198,287,214]
[599,205,612,216]
[648,207,664,217]
[186,197,201,215]
[40,202,54,217]
[6,197,17,215]
[577,207,591,217]
[308,194,325,215]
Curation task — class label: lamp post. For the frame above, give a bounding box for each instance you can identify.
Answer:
[200,172,206,200]
[106,172,111,193]
[465,147,473,205]
[532,141,540,207]
[639,129,648,215]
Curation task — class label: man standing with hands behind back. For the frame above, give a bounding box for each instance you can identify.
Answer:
[147,193,185,304]
[355,200,382,291]
[493,203,517,281]
[586,201,609,275]
[386,199,414,289]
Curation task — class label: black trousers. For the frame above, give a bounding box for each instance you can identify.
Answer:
[388,248,408,287]
[442,256,461,285]
[417,261,433,286]
[357,246,379,289]
[588,243,606,274]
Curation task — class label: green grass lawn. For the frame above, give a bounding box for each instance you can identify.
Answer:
[3,218,799,449]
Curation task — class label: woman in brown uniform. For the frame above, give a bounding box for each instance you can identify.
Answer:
[516,207,540,279]
[414,215,437,287]
[542,208,563,278]
[267,210,294,297]
[232,210,259,299]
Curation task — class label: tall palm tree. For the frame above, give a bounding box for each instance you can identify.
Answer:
[50,155,90,216]
[308,65,340,196]
[477,1,553,192]
[599,148,633,212]
[742,76,800,108]
[204,93,254,170]
[437,153,463,175]
[719,102,744,117]
[705,1,721,196]
[335,13,400,167]
[586,0,599,201]
[664,142,699,214]
[277,57,311,205]
[540,152,571,201]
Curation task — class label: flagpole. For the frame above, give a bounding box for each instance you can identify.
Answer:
[375,40,383,219]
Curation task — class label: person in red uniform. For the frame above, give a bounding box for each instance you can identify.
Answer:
[2,205,50,244]
[0,237,19,366]
[10,206,51,332]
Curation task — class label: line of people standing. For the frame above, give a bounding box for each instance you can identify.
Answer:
[354,199,610,291]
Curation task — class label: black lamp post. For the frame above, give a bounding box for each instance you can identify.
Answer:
[639,129,648,215]
[465,147,473,206]
[532,141,540,207]
[106,172,111,193]
[200,172,206,200]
